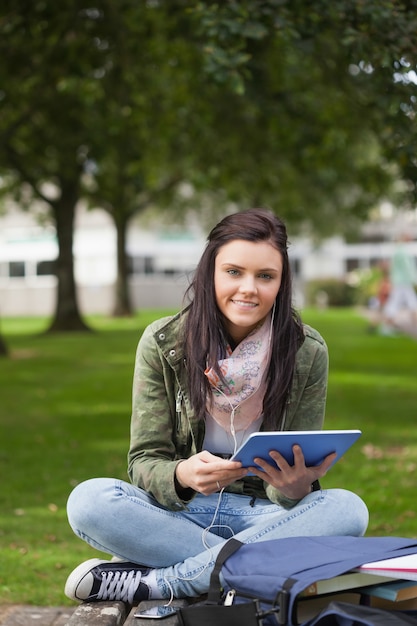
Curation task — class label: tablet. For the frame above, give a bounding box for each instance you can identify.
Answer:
[230,429,362,473]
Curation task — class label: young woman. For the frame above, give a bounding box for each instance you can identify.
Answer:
[65,208,368,604]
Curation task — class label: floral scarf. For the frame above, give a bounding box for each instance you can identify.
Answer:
[204,314,273,433]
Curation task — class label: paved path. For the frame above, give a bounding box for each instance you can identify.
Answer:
[0,605,75,626]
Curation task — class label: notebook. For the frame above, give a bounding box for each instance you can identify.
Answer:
[230,429,362,473]
[358,554,417,582]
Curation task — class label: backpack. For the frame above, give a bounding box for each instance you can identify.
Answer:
[178,536,417,626]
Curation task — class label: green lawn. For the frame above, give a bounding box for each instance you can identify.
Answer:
[0,307,416,606]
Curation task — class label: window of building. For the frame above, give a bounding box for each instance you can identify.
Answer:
[346,258,360,272]
[127,255,155,275]
[143,256,154,274]
[290,258,300,276]
[36,260,56,276]
[8,261,25,278]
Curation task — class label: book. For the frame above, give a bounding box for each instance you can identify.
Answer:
[358,554,417,582]
[299,571,396,598]
[360,579,417,602]
[230,430,362,473]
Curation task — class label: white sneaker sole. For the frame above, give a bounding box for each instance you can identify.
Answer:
[65,558,107,601]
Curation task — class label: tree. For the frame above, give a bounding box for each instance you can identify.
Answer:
[189,0,417,221]
[0,331,8,357]
[0,1,210,321]
[83,4,198,315]
[0,2,109,330]
[1,0,417,330]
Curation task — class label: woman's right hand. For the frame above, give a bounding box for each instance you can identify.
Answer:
[175,451,248,495]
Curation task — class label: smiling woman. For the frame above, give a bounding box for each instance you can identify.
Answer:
[214,239,283,345]
[64,208,369,606]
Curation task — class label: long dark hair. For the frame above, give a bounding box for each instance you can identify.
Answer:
[183,208,304,429]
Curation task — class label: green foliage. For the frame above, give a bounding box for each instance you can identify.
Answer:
[349,265,388,306]
[1,308,417,604]
[1,0,417,231]
[190,0,417,214]
[190,1,272,94]
[306,279,357,307]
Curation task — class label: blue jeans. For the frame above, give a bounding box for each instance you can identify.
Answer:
[67,478,369,598]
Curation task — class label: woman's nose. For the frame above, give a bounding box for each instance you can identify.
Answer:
[239,275,257,293]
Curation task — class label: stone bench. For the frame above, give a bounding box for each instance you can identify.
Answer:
[65,602,128,626]
[66,599,189,626]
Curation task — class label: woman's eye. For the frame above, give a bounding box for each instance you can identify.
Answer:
[259,273,272,280]
[227,269,240,276]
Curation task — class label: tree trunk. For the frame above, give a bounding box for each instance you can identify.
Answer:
[112,215,133,317]
[0,333,8,357]
[47,192,91,332]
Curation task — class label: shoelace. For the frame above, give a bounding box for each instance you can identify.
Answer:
[96,569,142,603]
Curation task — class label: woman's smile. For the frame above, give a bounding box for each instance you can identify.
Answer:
[231,299,258,308]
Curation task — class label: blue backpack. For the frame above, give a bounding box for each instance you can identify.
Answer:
[179,536,417,626]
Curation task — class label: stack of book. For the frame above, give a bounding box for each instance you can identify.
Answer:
[296,553,417,621]
[357,553,417,603]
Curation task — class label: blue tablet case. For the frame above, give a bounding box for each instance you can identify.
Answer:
[231,429,362,472]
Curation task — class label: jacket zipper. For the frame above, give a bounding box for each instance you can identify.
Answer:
[176,388,182,434]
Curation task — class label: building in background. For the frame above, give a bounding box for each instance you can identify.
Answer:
[1,203,417,316]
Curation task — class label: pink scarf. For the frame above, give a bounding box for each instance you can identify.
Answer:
[204,315,272,433]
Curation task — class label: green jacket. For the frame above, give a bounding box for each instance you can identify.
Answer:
[128,310,328,511]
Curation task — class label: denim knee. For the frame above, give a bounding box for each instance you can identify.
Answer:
[333,488,369,537]
[67,477,114,535]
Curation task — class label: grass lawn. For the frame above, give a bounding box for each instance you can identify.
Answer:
[0,307,416,606]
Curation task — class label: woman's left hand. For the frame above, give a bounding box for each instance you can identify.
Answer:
[249,445,336,500]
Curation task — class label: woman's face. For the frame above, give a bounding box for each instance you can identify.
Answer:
[214,239,283,345]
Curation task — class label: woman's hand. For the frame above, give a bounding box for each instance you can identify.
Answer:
[249,445,336,501]
[175,451,248,495]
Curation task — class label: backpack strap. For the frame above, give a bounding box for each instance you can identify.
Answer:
[207,538,244,604]
[274,577,298,625]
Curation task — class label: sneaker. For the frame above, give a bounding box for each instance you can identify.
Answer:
[64,558,152,603]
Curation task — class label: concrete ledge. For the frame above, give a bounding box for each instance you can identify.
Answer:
[0,605,74,626]
[65,602,129,626]
[0,601,193,626]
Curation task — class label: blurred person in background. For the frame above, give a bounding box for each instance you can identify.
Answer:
[367,260,391,333]
[381,233,417,335]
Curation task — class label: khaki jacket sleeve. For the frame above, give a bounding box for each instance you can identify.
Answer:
[127,323,189,511]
